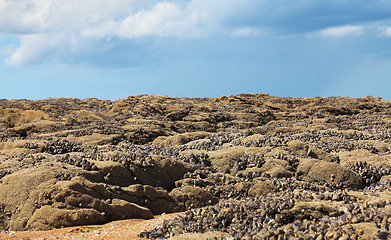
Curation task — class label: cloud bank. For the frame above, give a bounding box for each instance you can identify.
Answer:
[318,26,363,37]
[1,0,391,66]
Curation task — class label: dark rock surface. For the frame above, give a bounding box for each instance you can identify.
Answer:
[1,94,391,239]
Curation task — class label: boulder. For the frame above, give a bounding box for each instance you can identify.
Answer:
[153,132,209,146]
[296,158,320,176]
[169,186,218,211]
[260,159,293,178]
[153,155,196,182]
[94,161,135,187]
[120,184,178,215]
[286,140,338,162]
[26,206,105,230]
[209,147,245,174]
[129,156,196,191]
[307,161,364,189]
[0,166,158,230]
[248,181,276,197]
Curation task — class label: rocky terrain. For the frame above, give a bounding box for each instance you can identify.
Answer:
[0,93,391,239]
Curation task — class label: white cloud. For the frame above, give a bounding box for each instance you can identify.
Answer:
[0,0,153,34]
[0,0,49,34]
[379,27,391,37]
[230,27,264,38]
[1,0,390,66]
[83,0,247,39]
[83,2,191,39]
[3,0,252,65]
[119,3,182,38]
[317,26,363,37]
[4,34,80,66]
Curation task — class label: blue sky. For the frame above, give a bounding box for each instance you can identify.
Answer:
[1,0,391,100]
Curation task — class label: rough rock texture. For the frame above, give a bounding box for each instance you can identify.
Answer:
[0,94,391,239]
[169,186,218,211]
[307,161,364,189]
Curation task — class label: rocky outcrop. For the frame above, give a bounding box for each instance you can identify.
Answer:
[0,166,155,230]
[0,94,391,239]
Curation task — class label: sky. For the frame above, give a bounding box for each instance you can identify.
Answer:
[1,0,391,100]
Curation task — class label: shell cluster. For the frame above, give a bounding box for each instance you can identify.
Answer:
[348,161,391,186]
[42,139,83,155]
[141,178,391,239]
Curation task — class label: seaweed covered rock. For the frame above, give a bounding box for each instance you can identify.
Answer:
[0,166,159,230]
[307,161,364,189]
[169,186,218,211]
[0,94,391,237]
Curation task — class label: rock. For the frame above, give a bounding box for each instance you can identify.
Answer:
[128,156,195,191]
[351,222,380,240]
[260,159,293,178]
[128,161,175,191]
[94,161,135,187]
[267,166,293,178]
[26,206,105,230]
[233,182,251,194]
[108,199,153,220]
[0,166,78,230]
[2,94,391,237]
[248,181,276,197]
[152,156,197,184]
[307,161,364,189]
[286,140,337,162]
[169,186,218,211]
[169,231,228,240]
[296,158,320,176]
[164,110,189,121]
[0,167,156,230]
[121,184,178,215]
[209,147,246,174]
[2,109,49,128]
[13,120,63,137]
[66,133,125,146]
[153,132,210,146]
[337,149,385,166]
[290,201,337,221]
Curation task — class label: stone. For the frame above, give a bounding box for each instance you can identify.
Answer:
[93,161,135,187]
[169,186,218,211]
[153,132,210,146]
[248,181,276,197]
[307,161,364,189]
